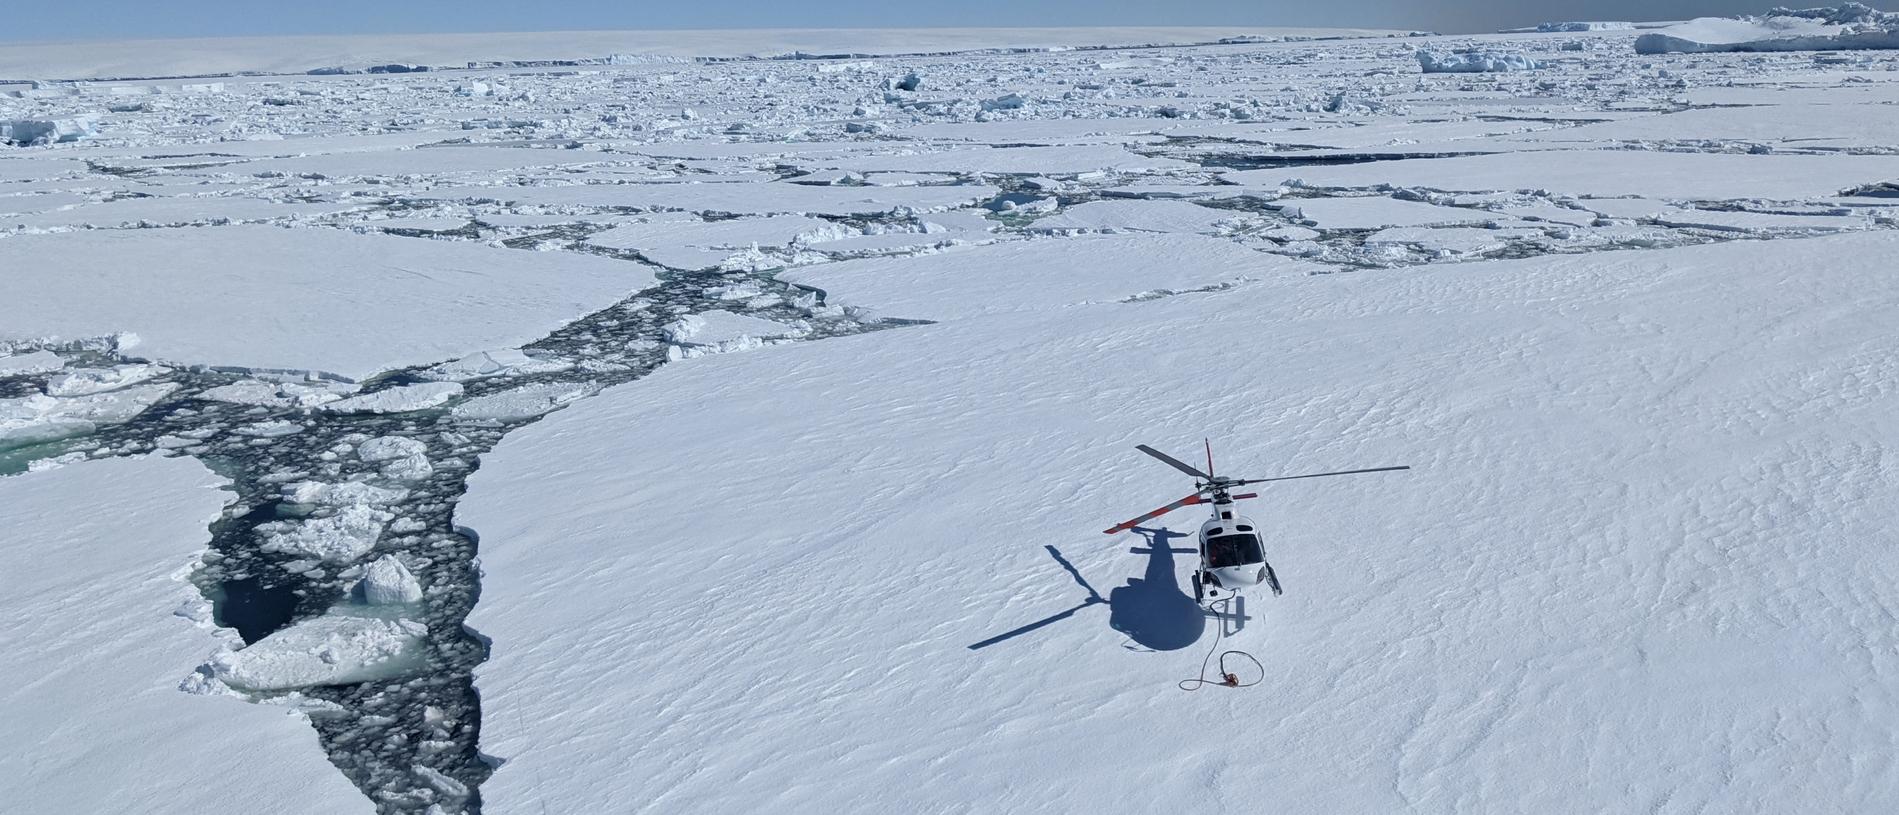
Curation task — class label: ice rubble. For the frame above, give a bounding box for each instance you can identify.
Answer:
[1416,49,1539,72]
[0,456,372,814]
[1636,3,1899,54]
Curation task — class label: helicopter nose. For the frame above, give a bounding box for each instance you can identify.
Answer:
[1215,566,1264,586]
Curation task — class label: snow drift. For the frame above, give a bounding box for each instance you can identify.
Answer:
[1636,3,1899,54]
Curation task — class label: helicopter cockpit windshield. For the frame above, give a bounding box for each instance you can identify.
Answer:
[1206,533,1264,568]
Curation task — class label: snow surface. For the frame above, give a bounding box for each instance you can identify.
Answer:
[462,229,1899,814]
[778,234,1324,321]
[0,226,654,382]
[0,456,371,814]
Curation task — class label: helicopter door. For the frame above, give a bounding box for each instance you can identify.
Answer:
[1205,533,1264,568]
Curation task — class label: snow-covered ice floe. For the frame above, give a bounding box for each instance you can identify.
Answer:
[461,230,1899,814]
[1636,3,1899,54]
[0,456,371,814]
[0,226,654,382]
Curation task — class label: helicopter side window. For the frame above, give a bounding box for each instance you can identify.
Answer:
[1206,534,1264,568]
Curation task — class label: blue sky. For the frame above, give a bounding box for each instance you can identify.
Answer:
[4,2,1778,42]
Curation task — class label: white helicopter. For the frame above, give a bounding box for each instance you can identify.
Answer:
[1104,442,1408,603]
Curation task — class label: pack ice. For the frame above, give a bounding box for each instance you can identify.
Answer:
[6,14,1899,815]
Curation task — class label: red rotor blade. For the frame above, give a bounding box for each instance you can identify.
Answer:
[1103,493,1205,534]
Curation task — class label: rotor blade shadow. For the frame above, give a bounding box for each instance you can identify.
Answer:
[967,545,1106,650]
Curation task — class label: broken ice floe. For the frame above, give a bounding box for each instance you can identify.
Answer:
[0,350,65,377]
[662,310,808,359]
[322,382,463,414]
[257,504,393,563]
[0,383,176,448]
[211,613,430,691]
[359,435,434,481]
[450,382,601,422]
[198,378,361,409]
[418,349,572,382]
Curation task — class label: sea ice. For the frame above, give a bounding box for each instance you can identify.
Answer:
[212,614,430,691]
[0,226,655,382]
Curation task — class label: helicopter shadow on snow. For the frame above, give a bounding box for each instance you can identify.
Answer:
[967,527,1207,652]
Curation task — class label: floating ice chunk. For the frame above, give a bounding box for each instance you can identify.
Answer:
[44,364,165,396]
[198,378,359,409]
[0,350,63,376]
[1,117,94,146]
[360,435,433,481]
[360,436,427,463]
[1417,49,1539,73]
[418,349,572,382]
[322,382,463,414]
[450,382,601,422]
[211,614,429,691]
[663,310,806,350]
[360,555,424,606]
[0,383,176,448]
[282,480,409,506]
[238,420,305,438]
[258,504,393,563]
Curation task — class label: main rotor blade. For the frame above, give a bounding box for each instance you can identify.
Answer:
[1235,465,1410,486]
[1103,493,1206,534]
[1136,444,1210,479]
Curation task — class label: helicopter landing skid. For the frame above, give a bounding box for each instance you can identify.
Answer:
[1204,594,1250,635]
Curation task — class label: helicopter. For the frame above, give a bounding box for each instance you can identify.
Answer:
[1104,442,1408,604]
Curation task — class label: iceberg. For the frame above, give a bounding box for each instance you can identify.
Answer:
[1417,49,1539,72]
[1636,3,1899,54]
